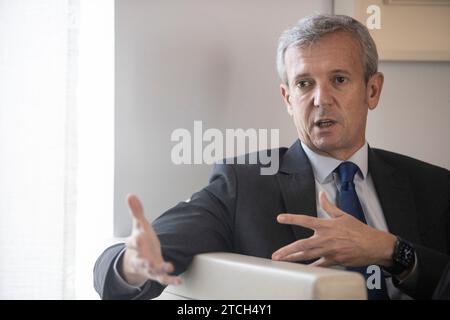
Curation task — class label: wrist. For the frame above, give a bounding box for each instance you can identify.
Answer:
[382,236,416,276]
[377,232,397,267]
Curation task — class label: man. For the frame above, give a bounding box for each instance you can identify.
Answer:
[94,14,450,300]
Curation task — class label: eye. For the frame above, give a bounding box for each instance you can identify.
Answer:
[297,80,313,89]
[334,76,348,84]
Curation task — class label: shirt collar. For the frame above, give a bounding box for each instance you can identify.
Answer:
[301,141,369,183]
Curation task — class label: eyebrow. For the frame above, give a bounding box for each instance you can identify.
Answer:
[330,69,351,75]
[291,69,352,83]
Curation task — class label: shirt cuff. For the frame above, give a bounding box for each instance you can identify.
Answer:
[111,248,144,293]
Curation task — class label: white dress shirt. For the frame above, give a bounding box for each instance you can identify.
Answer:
[301,141,388,230]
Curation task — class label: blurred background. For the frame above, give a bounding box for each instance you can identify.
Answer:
[0,0,449,299]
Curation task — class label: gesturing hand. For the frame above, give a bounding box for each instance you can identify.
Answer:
[272,191,396,268]
[121,194,182,287]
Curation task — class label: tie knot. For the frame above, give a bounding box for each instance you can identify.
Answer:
[335,161,359,184]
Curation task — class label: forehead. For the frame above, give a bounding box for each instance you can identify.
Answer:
[284,31,364,81]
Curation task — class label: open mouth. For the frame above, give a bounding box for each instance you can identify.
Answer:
[314,119,336,128]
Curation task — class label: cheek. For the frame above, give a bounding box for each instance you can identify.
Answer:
[340,106,368,139]
[291,97,312,127]
[292,107,309,130]
[340,94,368,125]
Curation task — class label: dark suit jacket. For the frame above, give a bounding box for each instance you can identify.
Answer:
[94,141,450,299]
[433,262,450,299]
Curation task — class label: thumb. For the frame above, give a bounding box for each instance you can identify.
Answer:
[319,191,343,219]
[127,194,148,227]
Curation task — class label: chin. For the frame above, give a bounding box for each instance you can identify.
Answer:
[313,138,339,150]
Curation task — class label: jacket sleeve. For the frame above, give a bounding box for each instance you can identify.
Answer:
[432,262,450,299]
[395,172,450,299]
[396,243,450,299]
[93,163,237,300]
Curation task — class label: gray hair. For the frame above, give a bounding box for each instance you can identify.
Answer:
[276,14,378,85]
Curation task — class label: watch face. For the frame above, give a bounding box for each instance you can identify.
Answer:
[404,247,413,258]
[383,238,415,275]
[398,240,414,267]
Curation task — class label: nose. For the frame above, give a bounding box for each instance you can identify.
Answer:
[313,83,333,108]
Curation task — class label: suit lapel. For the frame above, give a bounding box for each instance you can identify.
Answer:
[369,148,421,243]
[277,140,317,240]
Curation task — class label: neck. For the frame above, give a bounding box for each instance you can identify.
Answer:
[305,141,365,161]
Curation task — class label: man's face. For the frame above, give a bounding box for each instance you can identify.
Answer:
[280,31,383,160]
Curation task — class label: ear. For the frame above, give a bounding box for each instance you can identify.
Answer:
[366,72,384,110]
[280,84,293,116]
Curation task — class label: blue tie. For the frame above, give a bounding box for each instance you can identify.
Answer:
[334,161,389,300]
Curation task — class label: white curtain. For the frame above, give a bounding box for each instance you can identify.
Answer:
[0,0,114,299]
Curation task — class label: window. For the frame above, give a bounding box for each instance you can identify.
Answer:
[0,0,114,299]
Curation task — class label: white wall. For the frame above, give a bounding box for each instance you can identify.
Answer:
[115,0,331,236]
[367,61,450,169]
[115,0,449,236]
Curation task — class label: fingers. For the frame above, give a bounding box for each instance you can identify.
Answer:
[128,254,182,286]
[319,191,344,219]
[277,192,344,227]
[272,237,322,260]
[277,213,324,230]
[275,247,326,262]
[154,273,183,286]
[308,257,334,268]
[272,238,337,266]
[127,194,149,229]
[143,260,182,285]
[124,194,181,286]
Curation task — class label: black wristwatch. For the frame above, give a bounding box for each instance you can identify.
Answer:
[384,237,416,276]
